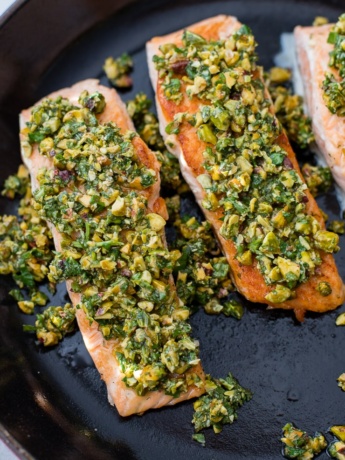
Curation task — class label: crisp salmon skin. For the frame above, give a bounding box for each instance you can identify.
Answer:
[20,79,204,416]
[294,24,345,196]
[147,15,345,321]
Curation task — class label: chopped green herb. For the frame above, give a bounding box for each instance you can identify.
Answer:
[9,289,24,302]
[192,433,205,446]
[223,299,244,319]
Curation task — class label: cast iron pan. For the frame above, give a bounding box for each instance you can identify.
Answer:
[0,1,344,459]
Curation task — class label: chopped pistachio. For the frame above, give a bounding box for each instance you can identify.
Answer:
[31,290,48,306]
[313,16,329,26]
[330,426,345,442]
[336,313,345,326]
[197,174,212,189]
[146,213,166,231]
[197,124,217,144]
[316,281,332,296]
[329,441,345,460]
[338,373,345,391]
[265,285,292,303]
[18,300,35,314]
[314,230,339,253]
[268,67,291,84]
[21,140,32,157]
[281,423,327,460]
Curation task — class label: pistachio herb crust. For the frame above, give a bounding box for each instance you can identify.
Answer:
[166,196,243,317]
[21,91,202,397]
[322,14,345,116]
[300,163,333,198]
[281,423,327,460]
[126,94,242,318]
[24,303,76,346]
[103,53,133,89]
[266,67,315,149]
[127,93,188,192]
[192,373,252,437]
[153,25,340,306]
[0,165,54,311]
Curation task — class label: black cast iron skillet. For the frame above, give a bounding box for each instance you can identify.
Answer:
[0,1,344,459]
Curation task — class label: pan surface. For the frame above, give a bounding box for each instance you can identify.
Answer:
[0,1,344,459]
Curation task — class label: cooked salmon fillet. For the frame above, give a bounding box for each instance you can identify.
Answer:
[294,24,345,194]
[147,16,345,321]
[20,79,204,416]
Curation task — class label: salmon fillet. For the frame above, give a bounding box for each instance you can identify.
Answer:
[147,16,345,321]
[294,24,345,194]
[20,79,204,416]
